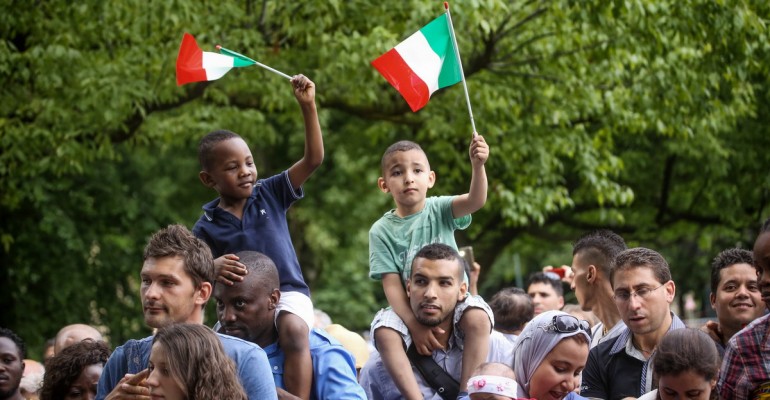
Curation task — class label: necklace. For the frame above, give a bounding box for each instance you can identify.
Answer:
[632,338,655,354]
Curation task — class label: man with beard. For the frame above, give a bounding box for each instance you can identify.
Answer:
[0,328,24,400]
[359,243,512,400]
[96,224,276,400]
[213,251,366,399]
[718,219,770,400]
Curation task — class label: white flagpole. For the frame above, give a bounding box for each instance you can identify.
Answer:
[444,2,477,136]
[217,45,293,80]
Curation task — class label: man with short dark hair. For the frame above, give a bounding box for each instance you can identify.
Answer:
[526,272,564,316]
[213,251,366,399]
[96,224,276,400]
[718,219,770,400]
[703,248,764,357]
[488,287,532,344]
[359,243,512,400]
[0,327,25,400]
[582,247,685,400]
[570,229,627,347]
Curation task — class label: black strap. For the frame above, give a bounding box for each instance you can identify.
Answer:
[406,344,460,400]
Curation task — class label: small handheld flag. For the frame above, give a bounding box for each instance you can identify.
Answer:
[371,14,462,112]
[176,33,291,86]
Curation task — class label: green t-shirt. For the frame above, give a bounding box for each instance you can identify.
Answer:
[368,196,471,284]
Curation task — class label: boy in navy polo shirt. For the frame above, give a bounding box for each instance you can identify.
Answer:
[193,74,323,400]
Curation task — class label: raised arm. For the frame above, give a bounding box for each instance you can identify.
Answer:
[287,74,324,190]
[451,134,488,218]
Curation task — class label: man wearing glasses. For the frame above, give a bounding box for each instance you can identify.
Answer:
[581,247,686,400]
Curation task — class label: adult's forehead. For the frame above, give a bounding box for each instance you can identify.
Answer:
[0,336,21,356]
[412,257,463,279]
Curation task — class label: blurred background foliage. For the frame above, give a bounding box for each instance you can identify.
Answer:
[1,0,769,358]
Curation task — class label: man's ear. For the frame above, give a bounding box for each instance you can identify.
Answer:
[406,279,412,298]
[557,296,565,310]
[268,289,280,310]
[586,265,597,283]
[427,170,436,188]
[709,292,717,310]
[196,282,213,306]
[665,280,676,303]
[377,177,390,193]
[458,280,468,301]
[199,171,216,188]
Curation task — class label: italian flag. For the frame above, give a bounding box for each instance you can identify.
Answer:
[372,13,462,112]
[176,33,255,86]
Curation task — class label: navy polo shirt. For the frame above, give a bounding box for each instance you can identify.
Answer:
[193,170,309,296]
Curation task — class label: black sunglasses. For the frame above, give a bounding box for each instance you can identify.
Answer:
[540,315,591,337]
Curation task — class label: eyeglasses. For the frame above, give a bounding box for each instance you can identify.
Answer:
[540,315,591,336]
[613,283,666,302]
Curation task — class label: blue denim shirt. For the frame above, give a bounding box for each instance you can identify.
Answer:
[96,333,277,399]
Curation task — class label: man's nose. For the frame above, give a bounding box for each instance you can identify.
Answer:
[221,305,237,322]
[144,282,161,299]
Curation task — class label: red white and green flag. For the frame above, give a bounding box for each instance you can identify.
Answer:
[176,33,257,86]
[372,13,463,112]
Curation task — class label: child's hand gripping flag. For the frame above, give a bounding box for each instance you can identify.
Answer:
[176,33,291,86]
[371,13,462,112]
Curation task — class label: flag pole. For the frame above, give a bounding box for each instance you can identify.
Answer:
[216,45,293,80]
[444,2,477,136]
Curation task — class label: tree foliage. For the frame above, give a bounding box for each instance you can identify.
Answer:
[2,0,768,357]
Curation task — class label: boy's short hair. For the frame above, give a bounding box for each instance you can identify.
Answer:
[710,248,755,294]
[199,130,242,171]
[143,224,215,290]
[526,272,563,296]
[380,140,426,174]
[610,247,671,287]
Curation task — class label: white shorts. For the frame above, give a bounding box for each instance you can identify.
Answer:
[275,291,315,329]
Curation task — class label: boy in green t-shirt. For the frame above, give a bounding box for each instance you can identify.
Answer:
[368,135,493,399]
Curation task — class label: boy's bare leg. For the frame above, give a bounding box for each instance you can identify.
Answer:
[278,312,312,400]
[374,327,423,400]
[458,308,491,392]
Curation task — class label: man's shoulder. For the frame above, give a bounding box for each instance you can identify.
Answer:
[729,313,770,347]
[217,332,263,353]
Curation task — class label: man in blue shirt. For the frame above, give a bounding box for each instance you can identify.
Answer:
[96,224,277,400]
[213,250,366,400]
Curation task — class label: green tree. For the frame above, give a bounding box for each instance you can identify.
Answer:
[2,0,768,358]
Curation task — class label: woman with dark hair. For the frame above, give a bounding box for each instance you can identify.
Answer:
[39,339,110,400]
[511,310,592,400]
[146,323,246,400]
[637,328,720,400]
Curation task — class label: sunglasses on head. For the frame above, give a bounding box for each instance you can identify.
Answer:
[540,315,591,336]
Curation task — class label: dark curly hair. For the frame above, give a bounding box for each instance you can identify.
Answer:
[39,340,110,400]
[710,248,755,294]
[198,129,243,171]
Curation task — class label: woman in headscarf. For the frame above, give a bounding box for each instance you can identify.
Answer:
[511,310,591,400]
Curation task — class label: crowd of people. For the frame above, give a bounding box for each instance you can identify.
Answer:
[2,74,769,400]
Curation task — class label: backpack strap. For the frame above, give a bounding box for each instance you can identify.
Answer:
[406,343,460,400]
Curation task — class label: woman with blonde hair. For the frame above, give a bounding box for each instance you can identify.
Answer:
[147,324,246,400]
